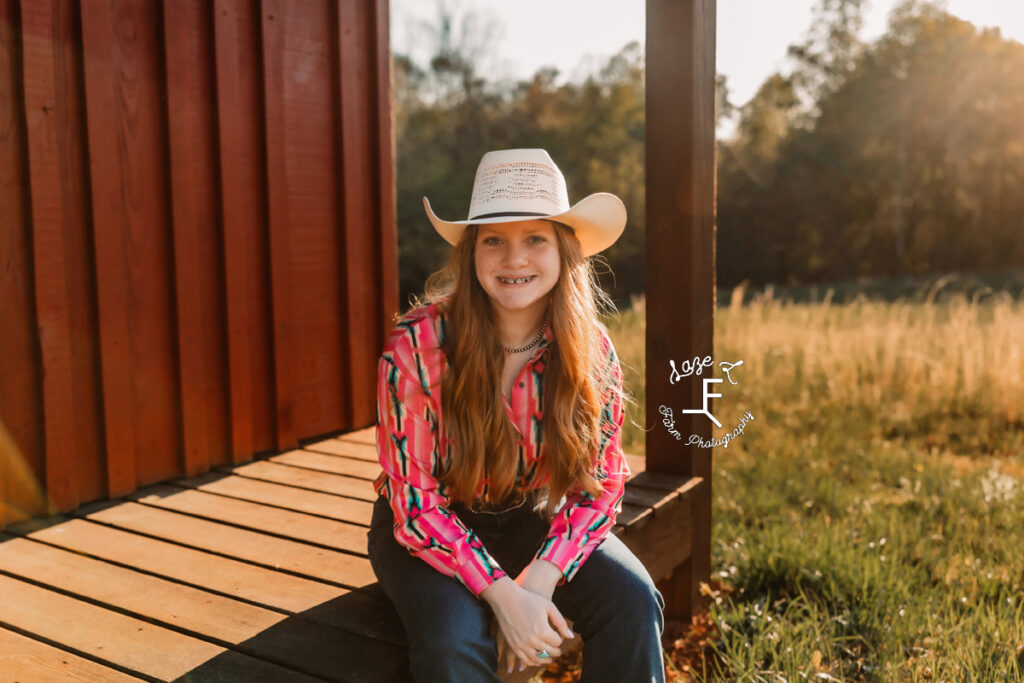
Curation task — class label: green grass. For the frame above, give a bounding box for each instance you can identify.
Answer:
[604,284,1024,681]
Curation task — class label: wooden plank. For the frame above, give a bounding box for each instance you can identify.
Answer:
[260,0,297,449]
[80,0,137,499]
[172,472,373,524]
[305,436,379,462]
[81,0,183,492]
[624,489,694,585]
[20,518,342,612]
[337,427,376,446]
[622,477,702,531]
[626,470,699,493]
[0,536,287,643]
[214,0,263,463]
[0,626,143,682]
[20,0,78,514]
[111,0,181,489]
[15,518,407,649]
[163,0,220,477]
[372,0,399,362]
[0,0,48,531]
[645,0,716,619]
[131,485,368,553]
[0,572,230,681]
[0,402,50,530]
[623,485,677,510]
[0,571,321,682]
[0,536,408,681]
[277,0,347,441]
[270,449,380,480]
[617,502,652,527]
[259,586,406,650]
[52,0,106,511]
[79,501,376,587]
[337,0,378,429]
[222,460,377,501]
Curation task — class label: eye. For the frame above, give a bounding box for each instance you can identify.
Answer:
[528,234,547,245]
[482,236,502,246]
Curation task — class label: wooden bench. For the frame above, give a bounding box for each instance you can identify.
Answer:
[0,428,701,682]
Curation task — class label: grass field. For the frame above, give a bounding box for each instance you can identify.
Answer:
[603,279,1024,681]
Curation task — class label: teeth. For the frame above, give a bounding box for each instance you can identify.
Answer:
[500,276,534,284]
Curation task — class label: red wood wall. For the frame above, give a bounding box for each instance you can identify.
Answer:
[0,0,397,525]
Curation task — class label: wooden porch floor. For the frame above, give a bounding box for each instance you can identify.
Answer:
[0,428,693,682]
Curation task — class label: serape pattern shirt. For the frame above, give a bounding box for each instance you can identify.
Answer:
[372,301,630,599]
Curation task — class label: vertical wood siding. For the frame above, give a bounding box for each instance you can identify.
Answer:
[0,0,395,525]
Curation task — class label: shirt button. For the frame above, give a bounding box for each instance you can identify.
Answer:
[518,382,524,388]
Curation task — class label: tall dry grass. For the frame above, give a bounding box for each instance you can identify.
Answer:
[607,284,1024,459]
[603,283,1024,680]
[718,283,1024,457]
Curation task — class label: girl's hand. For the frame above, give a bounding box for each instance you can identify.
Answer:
[490,584,569,672]
[494,613,563,673]
[495,624,522,674]
[499,559,573,671]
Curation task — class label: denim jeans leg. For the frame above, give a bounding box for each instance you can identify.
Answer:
[367,496,501,682]
[367,494,664,682]
[550,533,666,683]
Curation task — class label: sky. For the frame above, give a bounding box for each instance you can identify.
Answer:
[391,0,1024,139]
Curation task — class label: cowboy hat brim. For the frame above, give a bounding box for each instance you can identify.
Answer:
[423,193,626,258]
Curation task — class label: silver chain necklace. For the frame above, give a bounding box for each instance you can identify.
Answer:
[502,319,548,353]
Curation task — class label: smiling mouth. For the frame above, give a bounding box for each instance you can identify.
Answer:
[498,275,536,285]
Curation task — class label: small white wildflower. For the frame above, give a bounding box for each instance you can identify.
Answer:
[980,464,1017,504]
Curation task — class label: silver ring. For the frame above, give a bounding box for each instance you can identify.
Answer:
[536,650,550,659]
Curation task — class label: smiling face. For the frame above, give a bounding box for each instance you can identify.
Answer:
[474,219,562,321]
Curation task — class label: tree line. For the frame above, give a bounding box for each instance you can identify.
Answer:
[393,0,1024,306]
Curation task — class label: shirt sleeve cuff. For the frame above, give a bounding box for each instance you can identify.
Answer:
[400,511,510,600]
[533,536,587,585]
[461,565,508,599]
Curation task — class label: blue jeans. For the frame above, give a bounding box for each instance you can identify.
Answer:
[366,493,666,682]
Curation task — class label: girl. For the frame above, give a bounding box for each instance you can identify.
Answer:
[367,149,665,682]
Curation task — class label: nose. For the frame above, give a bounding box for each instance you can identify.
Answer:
[501,241,529,267]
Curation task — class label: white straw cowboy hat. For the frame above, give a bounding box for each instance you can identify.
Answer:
[422,148,627,257]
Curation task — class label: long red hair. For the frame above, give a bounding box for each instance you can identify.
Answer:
[408,222,625,521]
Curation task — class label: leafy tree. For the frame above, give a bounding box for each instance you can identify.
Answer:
[717,0,1024,287]
[396,0,1024,299]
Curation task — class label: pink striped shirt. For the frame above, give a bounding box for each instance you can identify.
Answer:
[372,301,630,599]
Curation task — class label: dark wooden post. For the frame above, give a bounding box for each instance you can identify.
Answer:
[645,0,717,620]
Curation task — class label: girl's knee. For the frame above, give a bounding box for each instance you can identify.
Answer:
[614,572,665,636]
